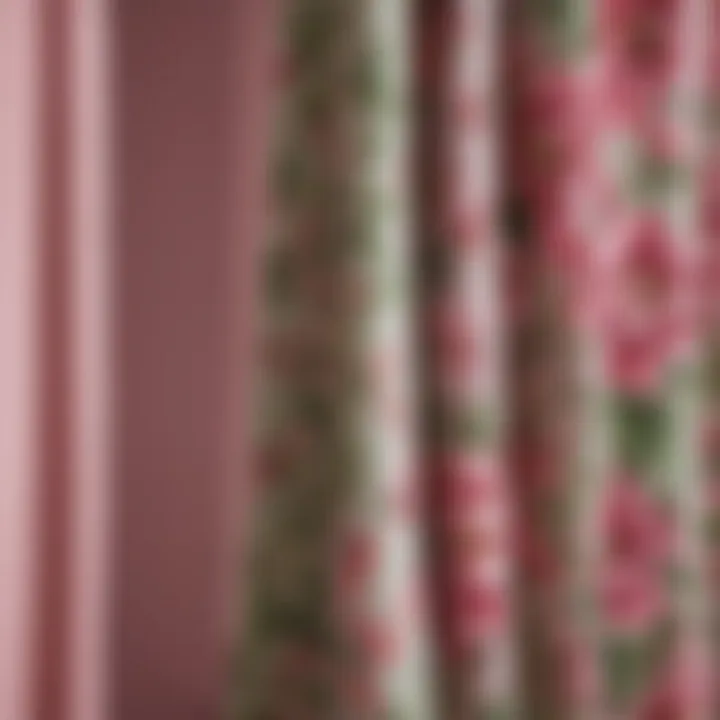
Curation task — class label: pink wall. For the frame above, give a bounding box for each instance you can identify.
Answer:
[0,2,39,718]
[113,2,276,719]
[0,3,276,717]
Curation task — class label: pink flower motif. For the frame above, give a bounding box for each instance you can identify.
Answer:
[601,0,682,119]
[605,478,673,569]
[601,216,693,393]
[636,647,711,720]
[440,455,499,516]
[451,580,508,644]
[601,479,673,632]
[601,563,667,634]
[430,302,484,381]
[511,69,592,216]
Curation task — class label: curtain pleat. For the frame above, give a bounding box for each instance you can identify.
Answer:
[234,2,433,717]
[594,0,710,716]
[504,2,605,718]
[418,1,517,717]
[234,1,717,718]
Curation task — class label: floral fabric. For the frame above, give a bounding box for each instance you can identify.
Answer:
[233,0,717,718]
[418,2,516,718]
[233,2,432,717]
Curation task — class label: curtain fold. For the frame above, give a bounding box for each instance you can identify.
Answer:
[594,0,710,716]
[504,2,605,718]
[234,2,433,717]
[418,1,517,717]
[234,1,716,718]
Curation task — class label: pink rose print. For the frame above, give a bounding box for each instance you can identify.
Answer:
[601,0,682,120]
[602,563,667,635]
[602,478,674,632]
[451,580,509,648]
[605,479,672,566]
[636,647,711,720]
[440,455,500,516]
[601,216,693,393]
[431,303,484,381]
[512,69,592,218]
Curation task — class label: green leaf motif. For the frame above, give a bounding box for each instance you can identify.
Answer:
[526,0,590,56]
[634,155,687,200]
[448,405,495,448]
[604,622,673,711]
[604,640,647,708]
[612,394,670,475]
[289,2,343,68]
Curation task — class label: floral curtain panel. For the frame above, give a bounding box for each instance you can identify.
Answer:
[233,0,718,718]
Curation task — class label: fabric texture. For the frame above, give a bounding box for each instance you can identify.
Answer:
[234,0,718,718]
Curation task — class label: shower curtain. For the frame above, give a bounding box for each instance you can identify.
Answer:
[233,0,718,717]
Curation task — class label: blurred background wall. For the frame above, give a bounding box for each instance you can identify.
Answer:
[0,2,277,719]
[115,1,275,719]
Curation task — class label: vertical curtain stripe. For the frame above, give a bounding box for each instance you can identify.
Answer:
[597,0,710,715]
[234,2,433,718]
[422,1,518,717]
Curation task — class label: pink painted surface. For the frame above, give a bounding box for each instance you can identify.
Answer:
[113,2,276,719]
[0,2,40,720]
[36,1,73,717]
